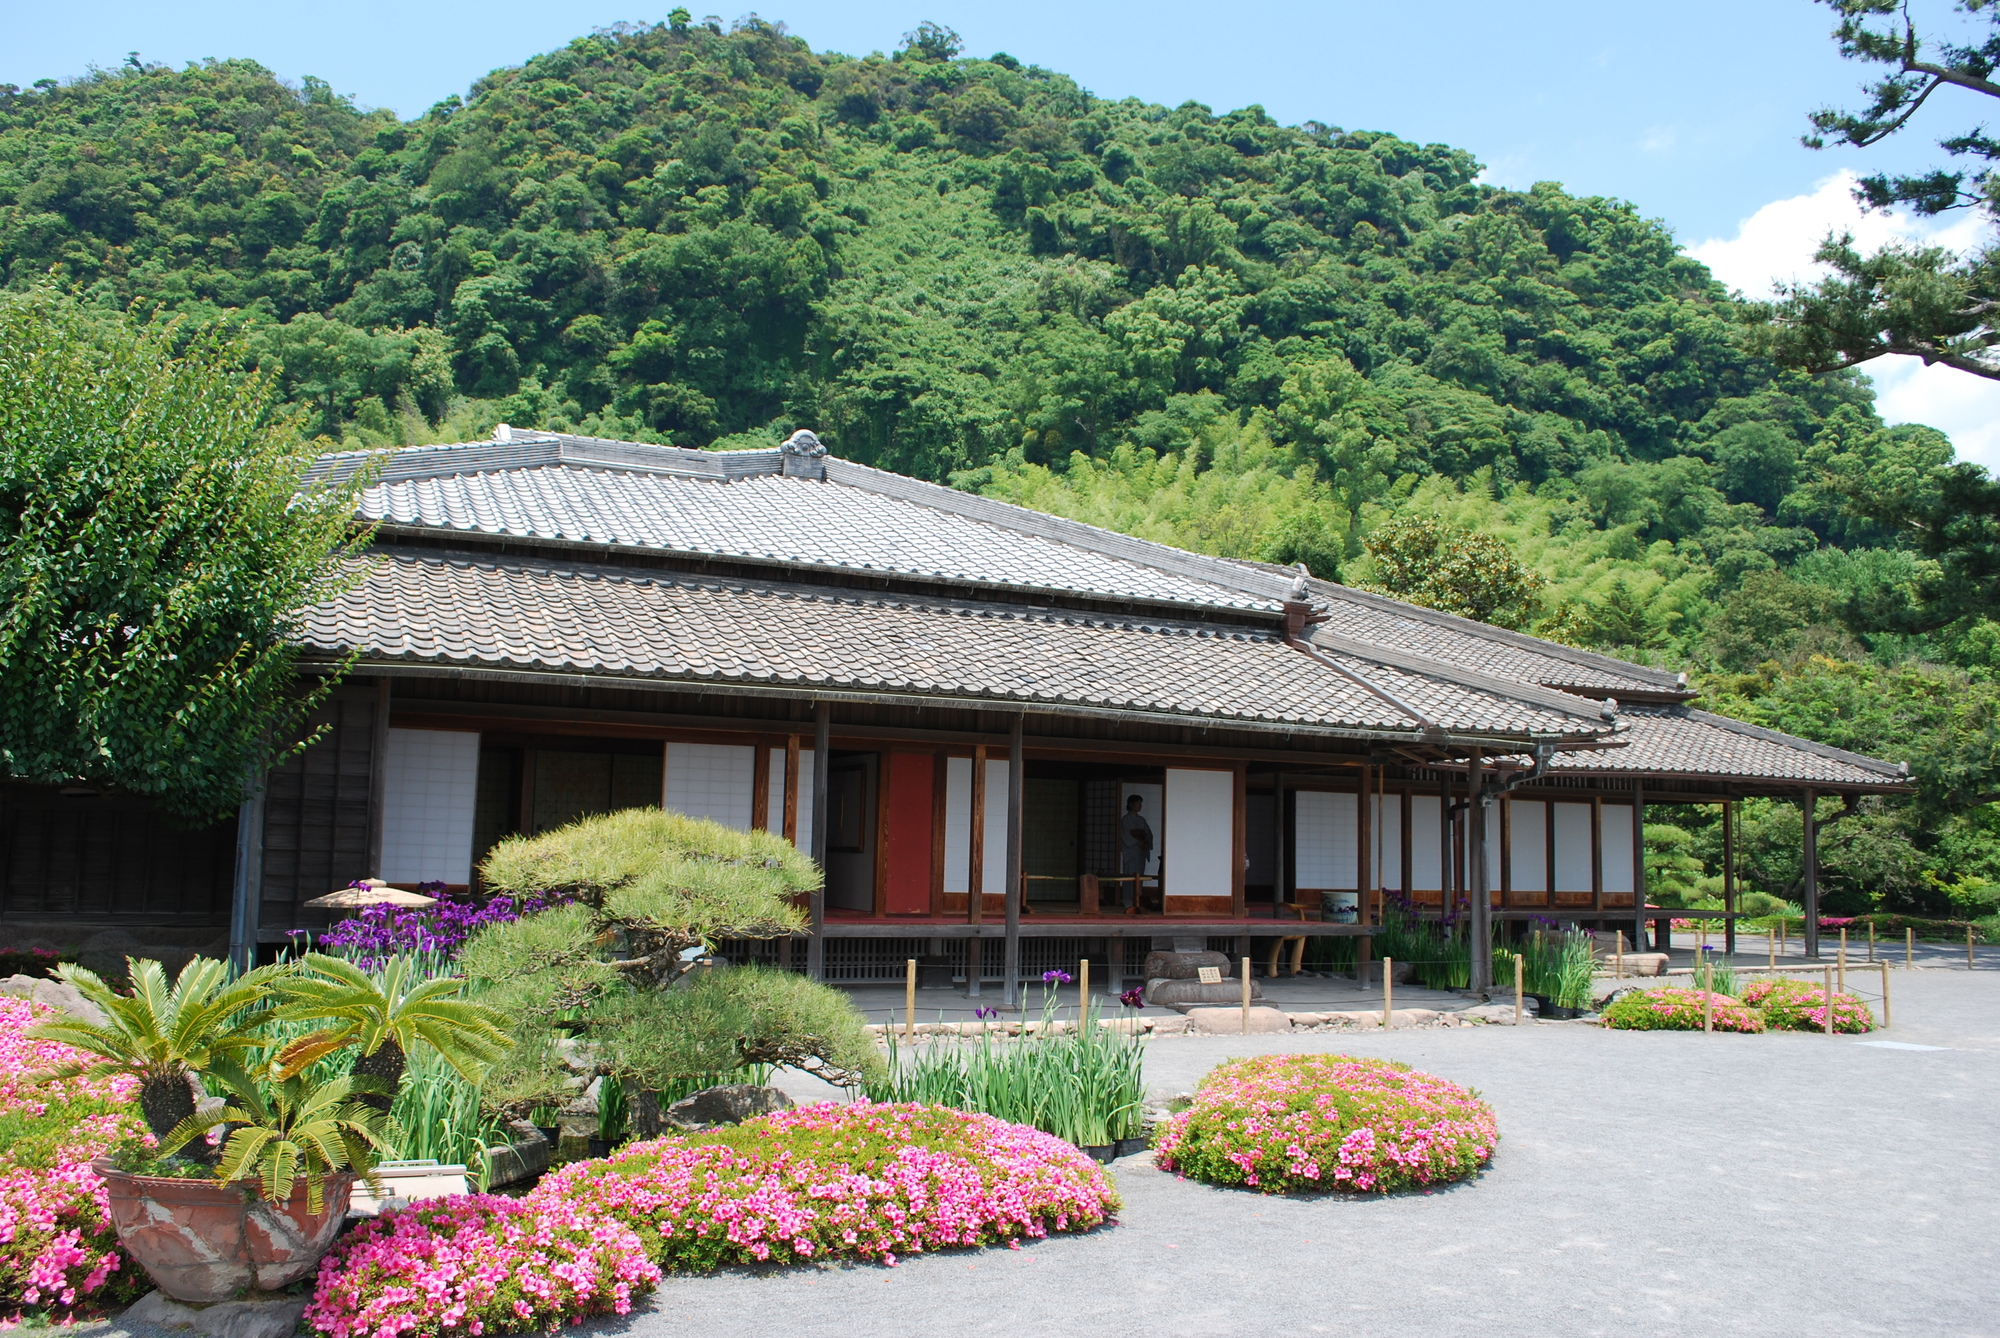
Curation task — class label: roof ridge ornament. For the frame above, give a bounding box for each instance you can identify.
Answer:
[781,429,828,479]
[1281,562,1327,638]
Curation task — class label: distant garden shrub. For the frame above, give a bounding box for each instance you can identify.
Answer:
[305,1194,660,1338]
[1601,987,1765,1033]
[1152,1054,1497,1195]
[1742,978,1876,1033]
[532,1102,1119,1269]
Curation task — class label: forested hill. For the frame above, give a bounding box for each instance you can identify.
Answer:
[5,16,1999,919]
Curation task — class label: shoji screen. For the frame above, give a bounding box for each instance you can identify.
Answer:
[1409,794,1444,891]
[1510,800,1548,893]
[1294,791,1357,889]
[1601,804,1636,895]
[665,743,755,831]
[380,729,480,885]
[1553,802,1594,893]
[1164,768,1234,900]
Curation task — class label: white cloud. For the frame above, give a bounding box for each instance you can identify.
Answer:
[1639,124,1677,154]
[1687,172,2000,472]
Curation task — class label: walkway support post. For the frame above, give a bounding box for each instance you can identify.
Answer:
[1004,713,1024,1009]
[1802,788,1820,960]
[807,702,830,981]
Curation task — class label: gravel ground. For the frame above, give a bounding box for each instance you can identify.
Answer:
[86,969,1998,1338]
[618,968,1999,1338]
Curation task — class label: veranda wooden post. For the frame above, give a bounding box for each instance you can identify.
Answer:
[1003,714,1025,1009]
[807,701,830,981]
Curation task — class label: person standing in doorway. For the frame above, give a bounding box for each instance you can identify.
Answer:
[1120,793,1154,915]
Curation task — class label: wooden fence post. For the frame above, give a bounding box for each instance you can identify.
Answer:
[1907,927,1914,968]
[1769,927,1776,970]
[1868,921,1876,963]
[1838,929,1847,994]
[1514,953,1524,1024]
[1614,930,1623,979]
[905,959,916,1041]
[1823,966,1834,1037]
[1080,957,1090,1027]
[1241,957,1252,1035]
[1970,926,1977,971]
[1879,961,1891,1029]
[1702,958,1713,1034]
[1383,958,1393,1030]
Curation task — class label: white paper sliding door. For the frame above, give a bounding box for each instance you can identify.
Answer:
[1409,795,1444,891]
[665,743,755,831]
[1601,804,1636,895]
[1510,800,1547,893]
[940,757,1011,899]
[380,728,480,885]
[1164,768,1233,901]
[762,747,815,852]
[1553,802,1594,893]
[1295,791,1357,890]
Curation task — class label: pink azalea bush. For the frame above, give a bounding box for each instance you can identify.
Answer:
[0,997,146,1322]
[1601,986,1765,1032]
[304,1195,661,1338]
[1742,978,1876,1033]
[1152,1055,1497,1195]
[532,1101,1120,1270]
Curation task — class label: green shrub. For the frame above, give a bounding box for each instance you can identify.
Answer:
[1742,977,1876,1033]
[1601,987,1765,1032]
[596,965,884,1098]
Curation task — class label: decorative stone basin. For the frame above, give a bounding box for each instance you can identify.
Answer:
[92,1160,354,1304]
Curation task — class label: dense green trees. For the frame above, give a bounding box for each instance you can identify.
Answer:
[2,18,1996,911]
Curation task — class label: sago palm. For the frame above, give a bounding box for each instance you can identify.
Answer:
[160,1061,393,1214]
[29,957,285,1146]
[271,953,511,1110]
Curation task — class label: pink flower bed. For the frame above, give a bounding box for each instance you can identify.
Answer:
[1601,986,1765,1033]
[1742,978,1876,1033]
[0,997,145,1322]
[304,1195,661,1338]
[1152,1055,1497,1194]
[531,1102,1120,1270]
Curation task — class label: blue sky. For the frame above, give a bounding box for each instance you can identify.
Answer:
[10,0,1999,462]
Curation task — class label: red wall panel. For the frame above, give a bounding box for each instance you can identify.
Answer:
[883,753,935,915]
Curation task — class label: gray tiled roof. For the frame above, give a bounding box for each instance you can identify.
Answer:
[1547,705,1906,787]
[1273,570,1684,698]
[336,435,1287,615]
[300,550,1617,742]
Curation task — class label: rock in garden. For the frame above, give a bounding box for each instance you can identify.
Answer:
[1140,949,1233,981]
[1145,976,1266,1009]
[664,1083,795,1131]
[1184,1006,1292,1035]
[1603,953,1668,977]
[1460,1003,1526,1025]
[0,973,106,1023]
[124,1290,308,1338]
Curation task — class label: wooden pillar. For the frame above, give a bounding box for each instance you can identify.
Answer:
[807,703,830,981]
[1632,779,1648,956]
[1231,763,1247,919]
[1802,788,1820,960]
[1357,761,1372,918]
[750,744,771,832]
[1272,772,1287,909]
[365,678,391,877]
[1400,782,1413,898]
[228,784,266,973]
[1590,795,1604,916]
[1003,714,1025,1008]
[1469,750,1492,992]
[930,748,949,916]
[1439,771,1453,914]
[782,736,800,844]
[1722,795,1737,955]
[1499,793,1513,909]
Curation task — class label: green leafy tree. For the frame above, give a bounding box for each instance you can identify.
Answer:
[0,289,373,817]
[1361,513,1546,629]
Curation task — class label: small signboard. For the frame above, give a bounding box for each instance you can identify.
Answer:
[1197,966,1222,984]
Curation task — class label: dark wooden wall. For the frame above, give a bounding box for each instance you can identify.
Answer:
[257,686,379,940]
[0,783,236,926]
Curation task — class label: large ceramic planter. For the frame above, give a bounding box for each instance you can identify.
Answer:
[91,1159,354,1303]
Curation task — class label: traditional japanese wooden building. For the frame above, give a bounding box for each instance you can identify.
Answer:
[0,430,1908,993]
